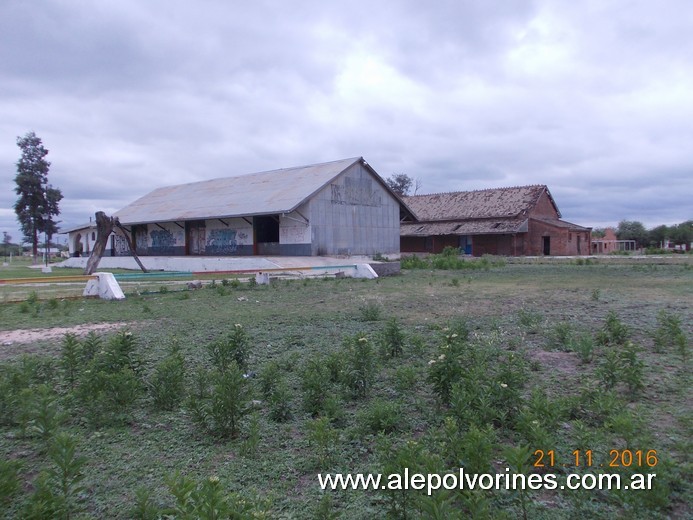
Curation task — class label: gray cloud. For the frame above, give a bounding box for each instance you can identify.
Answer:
[1,0,691,243]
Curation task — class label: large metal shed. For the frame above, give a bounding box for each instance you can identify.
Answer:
[105,157,415,257]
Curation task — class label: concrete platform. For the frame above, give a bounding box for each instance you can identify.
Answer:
[56,255,396,273]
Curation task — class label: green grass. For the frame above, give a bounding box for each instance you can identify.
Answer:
[0,261,691,518]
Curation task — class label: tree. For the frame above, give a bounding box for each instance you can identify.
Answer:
[13,132,63,261]
[385,173,414,196]
[2,232,11,262]
[616,220,648,248]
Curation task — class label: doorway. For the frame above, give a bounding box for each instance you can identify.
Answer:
[253,215,280,255]
[186,221,206,255]
[543,236,551,256]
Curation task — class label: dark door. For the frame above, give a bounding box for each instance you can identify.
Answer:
[543,236,551,255]
[185,221,206,255]
[253,215,280,255]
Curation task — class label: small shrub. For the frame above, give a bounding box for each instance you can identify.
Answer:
[17,384,64,444]
[23,432,87,519]
[240,412,261,458]
[0,458,21,510]
[341,334,376,400]
[268,379,292,422]
[596,311,629,346]
[392,365,417,392]
[258,360,281,399]
[149,346,186,411]
[591,288,601,301]
[187,362,250,439]
[207,324,250,372]
[359,301,382,322]
[306,416,339,467]
[597,348,621,390]
[159,285,168,294]
[80,331,101,363]
[517,307,543,332]
[548,322,573,351]
[60,333,82,388]
[379,318,406,358]
[358,399,402,435]
[652,310,688,358]
[572,333,595,364]
[164,472,265,518]
[301,358,331,416]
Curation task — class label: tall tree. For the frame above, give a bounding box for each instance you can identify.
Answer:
[616,220,648,248]
[385,173,415,196]
[13,131,63,261]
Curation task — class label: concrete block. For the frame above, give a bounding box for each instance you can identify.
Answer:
[83,272,126,300]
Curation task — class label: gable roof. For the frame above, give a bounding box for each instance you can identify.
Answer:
[403,185,559,221]
[114,157,412,225]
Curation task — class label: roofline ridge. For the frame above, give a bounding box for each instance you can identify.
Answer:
[405,184,547,198]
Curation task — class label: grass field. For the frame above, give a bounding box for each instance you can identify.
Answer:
[0,260,691,518]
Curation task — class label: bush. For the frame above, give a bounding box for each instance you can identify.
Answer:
[359,301,382,322]
[207,324,250,372]
[379,318,406,358]
[187,362,250,439]
[341,334,376,400]
[596,311,629,346]
[301,358,331,416]
[23,432,87,519]
[358,399,402,435]
[149,346,186,411]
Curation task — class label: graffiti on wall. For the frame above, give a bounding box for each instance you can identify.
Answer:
[113,234,129,256]
[150,229,176,254]
[206,228,238,254]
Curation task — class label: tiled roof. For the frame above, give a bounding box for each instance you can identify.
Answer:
[404,185,552,221]
[401,218,528,236]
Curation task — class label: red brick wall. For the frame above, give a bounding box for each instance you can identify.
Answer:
[529,191,560,219]
[527,220,591,255]
[472,234,514,256]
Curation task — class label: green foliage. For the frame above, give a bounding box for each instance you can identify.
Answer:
[268,378,293,422]
[357,399,402,435]
[0,355,56,426]
[379,317,406,357]
[596,311,629,346]
[548,321,573,350]
[301,358,331,416]
[17,383,64,444]
[60,333,81,388]
[207,324,250,372]
[149,343,186,411]
[187,362,251,439]
[503,444,533,520]
[306,416,339,468]
[340,334,376,399]
[359,300,382,321]
[0,458,21,510]
[517,306,543,332]
[163,472,266,519]
[652,310,688,359]
[572,333,595,364]
[240,412,261,458]
[23,432,87,520]
[258,360,281,399]
[14,131,63,254]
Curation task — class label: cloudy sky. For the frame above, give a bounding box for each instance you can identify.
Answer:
[1,0,692,243]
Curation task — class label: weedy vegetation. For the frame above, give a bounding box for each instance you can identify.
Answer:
[0,260,690,518]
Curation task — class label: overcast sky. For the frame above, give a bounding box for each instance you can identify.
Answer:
[2,0,692,243]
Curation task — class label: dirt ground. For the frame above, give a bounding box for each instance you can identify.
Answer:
[0,322,133,360]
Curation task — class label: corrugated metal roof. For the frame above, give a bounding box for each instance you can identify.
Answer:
[404,185,552,221]
[114,157,363,225]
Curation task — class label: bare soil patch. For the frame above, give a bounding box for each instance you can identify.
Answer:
[0,322,136,360]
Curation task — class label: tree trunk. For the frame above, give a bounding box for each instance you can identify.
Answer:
[83,212,148,275]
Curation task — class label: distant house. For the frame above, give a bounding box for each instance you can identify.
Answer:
[65,157,415,258]
[63,222,97,257]
[401,185,591,256]
[591,228,636,254]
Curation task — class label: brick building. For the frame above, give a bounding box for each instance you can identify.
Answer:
[401,185,591,256]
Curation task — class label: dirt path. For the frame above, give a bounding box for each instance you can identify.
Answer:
[0,322,135,360]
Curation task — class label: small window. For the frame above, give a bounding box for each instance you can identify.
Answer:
[492,223,501,229]
[92,232,96,240]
